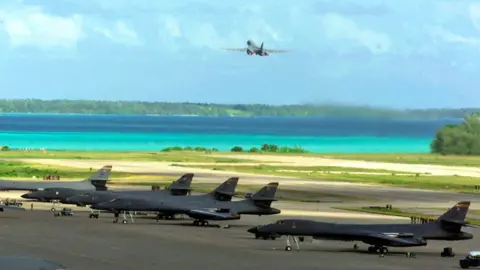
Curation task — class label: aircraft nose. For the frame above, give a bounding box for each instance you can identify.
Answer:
[272,208,281,215]
[21,193,32,199]
[247,226,259,234]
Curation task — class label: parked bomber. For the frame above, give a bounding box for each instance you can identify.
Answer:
[66,173,196,218]
[252,201,475,256]
[92,181,280,226]
[222,40,290,56]
[0,256,68,270]
[19,165,113,211]
[23,173,194,216]
[91,176,240,224]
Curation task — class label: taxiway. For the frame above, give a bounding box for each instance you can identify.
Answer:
[0,210,473,270]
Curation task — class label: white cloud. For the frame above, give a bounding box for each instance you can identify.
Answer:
[157,14,284,51]
[0,5,84,49]
[469,3,480,32]
[430,26,480,46]
[94,21,140,46]
[320,13,392,54]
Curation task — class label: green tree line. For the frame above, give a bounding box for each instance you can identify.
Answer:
[431,113,480,155]
[0,99,477,118]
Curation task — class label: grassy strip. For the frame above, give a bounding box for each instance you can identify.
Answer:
[0,150,253,163]
[0,161,138,179]
[334,206,480,226]
[171,164,417,174]
[171,164,480,192]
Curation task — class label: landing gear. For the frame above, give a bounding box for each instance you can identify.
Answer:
[441,247,455,257]
[50,200,59,212]
[284,235,300,252]
[113,211,134,224]
[367,246,388,254]
[193,220,209,226]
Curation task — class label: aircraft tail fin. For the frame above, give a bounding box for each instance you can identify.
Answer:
[87,165,112,191]
[260,42,264,51]
[436,201,471,231]
[167,173,193,195]
[210,177,239,201]
[250,182,278,208]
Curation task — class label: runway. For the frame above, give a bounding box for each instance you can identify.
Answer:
[0,210,473,270]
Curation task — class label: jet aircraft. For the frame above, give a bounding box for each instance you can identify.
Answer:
[253,201,475,255]
[222,40,290,56]
[0,256,68,270]
[91,176,240,224]
[19,165,113,211]
[92,180,280,226]
[23,173,194,217]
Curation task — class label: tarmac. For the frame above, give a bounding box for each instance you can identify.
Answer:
[0,209,474,270]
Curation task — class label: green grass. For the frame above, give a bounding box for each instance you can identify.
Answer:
[334,206,480,226]
[173,164,480,192]
[0,161,138,179]
[0,150,254,163]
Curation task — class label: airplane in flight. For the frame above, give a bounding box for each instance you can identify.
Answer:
[222,40,290,56]
[252,201,475,255]
[16,165,112,211]
[22,173,195,217]
[92,181,280,226]
[0,256,68,270]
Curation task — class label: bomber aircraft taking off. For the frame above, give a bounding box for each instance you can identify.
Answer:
[253,201,475,255]
[222,40,290,56]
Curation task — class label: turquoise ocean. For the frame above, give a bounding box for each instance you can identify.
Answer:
[0,114,460,153]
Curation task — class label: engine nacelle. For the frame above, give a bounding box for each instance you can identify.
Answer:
[262,51,269,56]
[247,50,254,55]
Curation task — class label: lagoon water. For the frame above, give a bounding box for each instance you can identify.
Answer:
[0,114,460,153]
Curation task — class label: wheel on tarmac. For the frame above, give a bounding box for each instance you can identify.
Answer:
[50,208,55,212]
[285,246,292,251]
[381,247,388,254]
[367,246,375,253]
[122,220,127,224]
[460,259,470,269]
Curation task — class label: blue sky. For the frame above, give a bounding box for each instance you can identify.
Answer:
[0,0,479,108]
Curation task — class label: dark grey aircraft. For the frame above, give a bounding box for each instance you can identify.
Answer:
[253,201,475,255]
[23,173,194,217]
[18,165,112,211]
[222,40,290,56]
[0,165,112,192]
[92,181,280,226]
[91,176,240,224]
[0,256,68,270]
